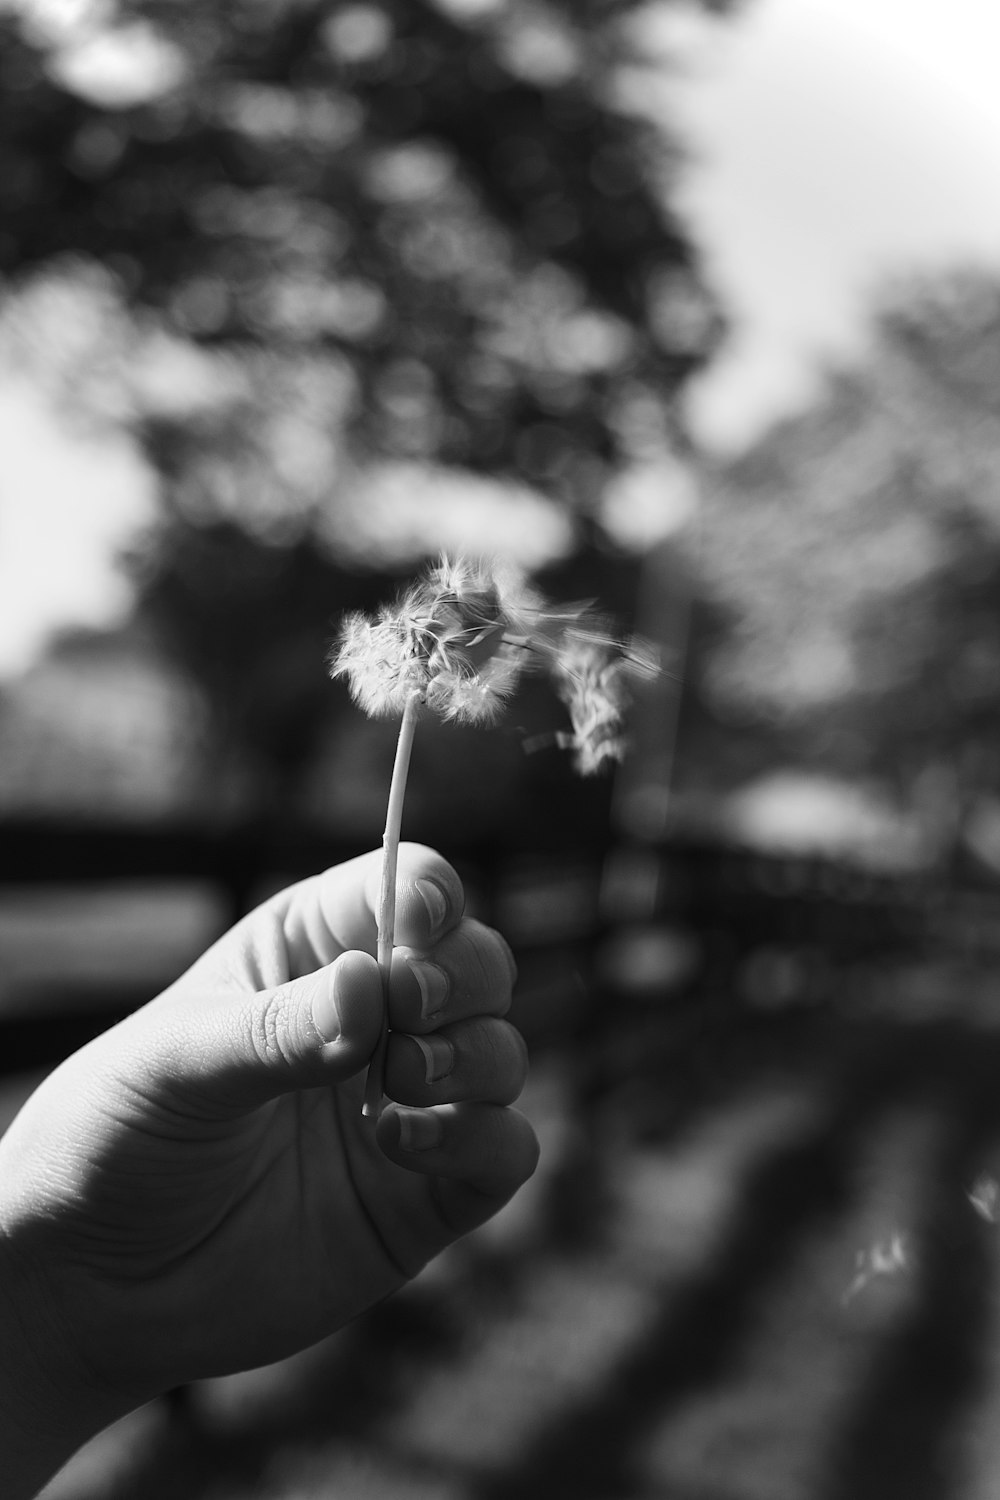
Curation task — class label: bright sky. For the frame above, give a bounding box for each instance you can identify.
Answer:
[5,0,1000,673]
[0,384,156,674]
[673,0,1000,449]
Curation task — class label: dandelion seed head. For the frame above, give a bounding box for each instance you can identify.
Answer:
[421,555,541,663]
[330,610,427,718]
[330,554,660,751]
[330,554,539,723]
[428,660,518,724]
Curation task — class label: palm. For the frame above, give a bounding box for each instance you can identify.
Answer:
[82,1081,437,1374]
[29,986,439,1388]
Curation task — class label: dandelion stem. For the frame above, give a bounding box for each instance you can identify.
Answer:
[363,688,424,1119]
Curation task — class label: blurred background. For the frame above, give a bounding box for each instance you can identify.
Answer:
[7,0,1000,1495]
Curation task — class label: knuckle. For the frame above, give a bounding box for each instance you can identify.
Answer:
[249,986,296,1072]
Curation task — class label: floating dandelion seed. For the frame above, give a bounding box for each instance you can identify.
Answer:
[841,1232,911,1307]
[969,1173,1000,1224]
[330,554,657,1116]
[553,637,635,775]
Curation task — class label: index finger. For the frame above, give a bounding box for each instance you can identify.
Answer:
[279,843,466,973]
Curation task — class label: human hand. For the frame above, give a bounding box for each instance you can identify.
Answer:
[0,844,537,1470]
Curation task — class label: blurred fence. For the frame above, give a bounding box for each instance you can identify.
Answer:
[4,816,1000,1078]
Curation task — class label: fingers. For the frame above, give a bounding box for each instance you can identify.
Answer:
[150,842,517,1116]
[279,843,466,975]
[146,949,388,1113]
[329,841,465,955]
[388,847,465,952]
[384,1015,528,1107]
[138,922,520,1118]
[386,919,517,1033]
[376,1103,540,1233]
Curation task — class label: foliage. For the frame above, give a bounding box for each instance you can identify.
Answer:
[695,268,1000,823]
[2,0,728,515]
[1,0,738,828]
[124,518,397,813]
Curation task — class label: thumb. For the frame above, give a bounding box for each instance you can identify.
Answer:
[168,950,385,1114]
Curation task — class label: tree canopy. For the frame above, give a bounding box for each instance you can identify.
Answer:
[0,0,736,832]
[694,268,1000,843]
[2,0,729,520]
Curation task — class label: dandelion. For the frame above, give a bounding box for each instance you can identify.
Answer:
[333,557,537,726]
[330,554,657,1117]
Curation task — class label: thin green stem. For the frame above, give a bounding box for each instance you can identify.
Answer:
[363,689,424,1119]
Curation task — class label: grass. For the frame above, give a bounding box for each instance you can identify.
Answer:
[23,948,1000,1500]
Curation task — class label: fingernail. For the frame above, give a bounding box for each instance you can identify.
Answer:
[396,1107,443,1152]
[415,878,448,936]
[407,957,449,1021]
[312,966,341,1044]
[412,1033,454,1084]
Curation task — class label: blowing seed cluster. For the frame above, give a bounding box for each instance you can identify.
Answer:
[330,555,656,773]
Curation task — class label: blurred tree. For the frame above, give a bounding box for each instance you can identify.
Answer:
[1,0,736,833]
[694,269,1000,858]
[124,518,396,817]
[1,0,729,508]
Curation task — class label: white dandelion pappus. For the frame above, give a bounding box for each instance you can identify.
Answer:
[331,556,538,725]
[550,632,659,777]
[841,1232,911,1307]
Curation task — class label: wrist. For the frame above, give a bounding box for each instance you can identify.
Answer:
[0,1222,132,1499]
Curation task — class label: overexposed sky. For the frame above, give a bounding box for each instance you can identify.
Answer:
[5,0,1000,672]
[0,384,155,674]
[672,0,1000,448]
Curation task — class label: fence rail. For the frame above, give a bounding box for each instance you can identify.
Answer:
[2,817,1000,1077]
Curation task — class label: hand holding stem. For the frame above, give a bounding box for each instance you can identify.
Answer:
[331,555,657,1120]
